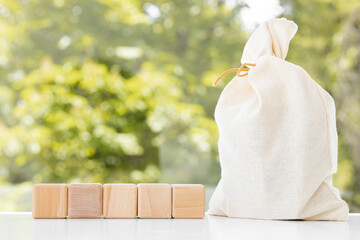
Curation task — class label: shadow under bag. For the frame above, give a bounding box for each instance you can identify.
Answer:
[208,18,349,221]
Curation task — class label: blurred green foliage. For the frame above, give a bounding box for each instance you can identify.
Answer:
[0,0,359,211]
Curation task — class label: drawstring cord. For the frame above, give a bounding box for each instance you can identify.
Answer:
[212,63,256,87]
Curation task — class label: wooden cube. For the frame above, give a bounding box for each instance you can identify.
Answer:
[103,184,137,218]
[137,183,171,218]
[32,184,68,219]
[172,184,205,219]
[68,183,103,219]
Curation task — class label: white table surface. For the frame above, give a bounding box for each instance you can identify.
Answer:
[0,212,359,240]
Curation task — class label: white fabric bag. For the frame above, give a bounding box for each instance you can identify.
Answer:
[208,18,349,221]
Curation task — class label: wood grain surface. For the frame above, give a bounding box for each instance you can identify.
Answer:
[137,184,171,218]
[32,184,68,219]
[68,183,103,219]
[103,184,137,218]
[172,184,205,219]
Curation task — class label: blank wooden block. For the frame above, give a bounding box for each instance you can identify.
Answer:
[172,184,205,219]
[103,184,137,218]
[137,183,171,218]
[68,183,103,219]
[32,184,68,219]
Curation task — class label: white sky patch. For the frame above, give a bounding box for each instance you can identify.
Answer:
[116,46,143,59]
[8,69,24,82]
[58,36,71,50]
[238,0,283,30]
[144,3,161,19]
[0,55,8,67]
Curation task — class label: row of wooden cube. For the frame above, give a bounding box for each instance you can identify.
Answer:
[32,183,205,219]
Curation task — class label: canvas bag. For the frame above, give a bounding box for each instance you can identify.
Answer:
[208,18,349,221]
